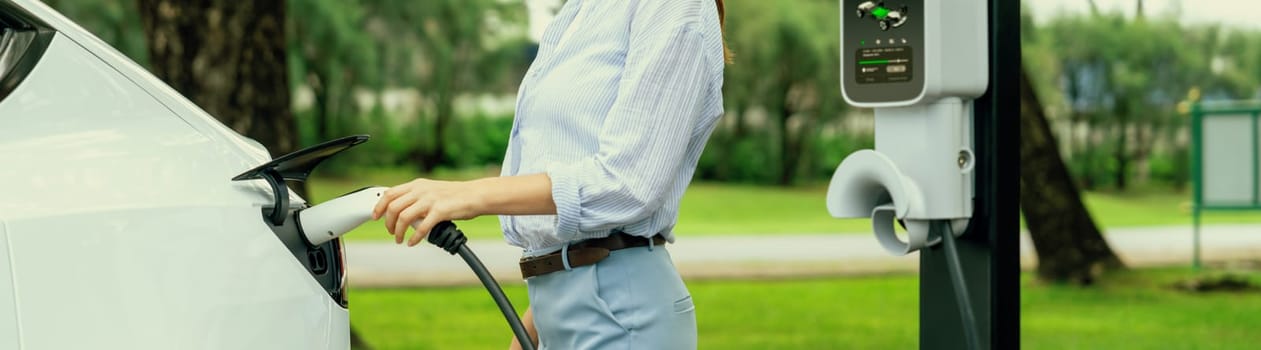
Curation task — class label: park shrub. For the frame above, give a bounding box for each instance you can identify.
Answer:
[811,131,874,181]
[1147,148,1190,190]
[443,113,513,169]
[1067,142,1122,190]
[697,128,779,184]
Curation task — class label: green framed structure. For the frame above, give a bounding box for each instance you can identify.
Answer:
[1190,101,1261,270]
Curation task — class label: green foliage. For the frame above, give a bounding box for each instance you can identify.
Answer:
[1023,7,1261,191]
[42,0,147,64]
[443,114,513,169]
[343,104,408,169]
[1066,142,1122,189]
[703,0,850,185]
[288,0,381,146]
[48,0,866,184]
[286,0,530,173]
[811,128,874,180]
[1146,147,1190,189]
[354,0,530,171]
[56,0,1261,189]
[697,127,777,183]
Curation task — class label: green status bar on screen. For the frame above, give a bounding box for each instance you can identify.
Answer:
[872,7,890,19]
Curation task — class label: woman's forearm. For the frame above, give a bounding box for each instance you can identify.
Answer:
[373,173,557,246]
[472,173,557,216]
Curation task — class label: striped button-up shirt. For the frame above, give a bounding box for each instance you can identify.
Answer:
[499,0,726,255]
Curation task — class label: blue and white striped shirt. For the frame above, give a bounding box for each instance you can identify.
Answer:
[499,0,726,255]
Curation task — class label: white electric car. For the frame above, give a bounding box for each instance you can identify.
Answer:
[1,0,353,348]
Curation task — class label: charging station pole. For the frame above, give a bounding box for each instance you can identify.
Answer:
[828,0,1017,348]
[918,0,1019,349]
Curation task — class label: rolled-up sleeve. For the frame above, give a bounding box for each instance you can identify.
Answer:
[547,10,714,239]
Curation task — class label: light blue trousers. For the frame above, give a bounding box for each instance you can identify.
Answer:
[525,245,697,350]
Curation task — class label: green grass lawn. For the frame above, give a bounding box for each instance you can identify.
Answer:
[347,268,1261,349]
[1081,190,1261,227]
[308,168,1261,241]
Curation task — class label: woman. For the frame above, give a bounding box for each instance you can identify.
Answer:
[373,0,730,348]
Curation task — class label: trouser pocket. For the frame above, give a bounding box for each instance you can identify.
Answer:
[673,295,695,314]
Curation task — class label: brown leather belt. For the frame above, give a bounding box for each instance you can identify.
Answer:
[519,232,666,279]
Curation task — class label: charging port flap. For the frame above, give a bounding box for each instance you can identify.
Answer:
[231,135,369,225]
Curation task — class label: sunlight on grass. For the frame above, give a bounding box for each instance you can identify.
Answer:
[347,268,1261,349]
[1083,191,1261,228]
[1021,268,1261,349]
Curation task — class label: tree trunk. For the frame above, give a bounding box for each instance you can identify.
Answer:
[1133,122,1152,185]
[136,0,305,196]
[306,72,330,143]
[1114,115,1130,191]
[1020,66,1124,285]
[137,2,371,348]
[778,103,797,186]
[431,83,454,171]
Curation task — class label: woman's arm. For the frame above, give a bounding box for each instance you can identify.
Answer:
[375,5,719,245]
[507,307,538,350]
[372,173,555,246]
[543,13,719,239]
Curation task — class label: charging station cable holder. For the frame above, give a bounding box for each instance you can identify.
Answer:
[827,0,987,256]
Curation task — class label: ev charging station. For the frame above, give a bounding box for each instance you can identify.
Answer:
[829,0,1019,349]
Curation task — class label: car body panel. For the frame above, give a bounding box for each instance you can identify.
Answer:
[2,35,227,217]
[2,0,299,207]
[0,220,19,350]
[0,35,270,220]
[0,0,350,348]
[5,207,333,348]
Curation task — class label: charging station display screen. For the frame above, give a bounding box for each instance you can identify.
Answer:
[856,46,914,84]
[842,0,924,103]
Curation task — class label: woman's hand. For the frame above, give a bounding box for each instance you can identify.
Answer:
[372,174,556,246]
[372,178,485,246]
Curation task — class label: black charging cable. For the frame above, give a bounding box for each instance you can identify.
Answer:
[937,221,981,350]
[426,221,536,350]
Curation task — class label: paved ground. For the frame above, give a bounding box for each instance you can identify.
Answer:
[345,224,1261,287]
